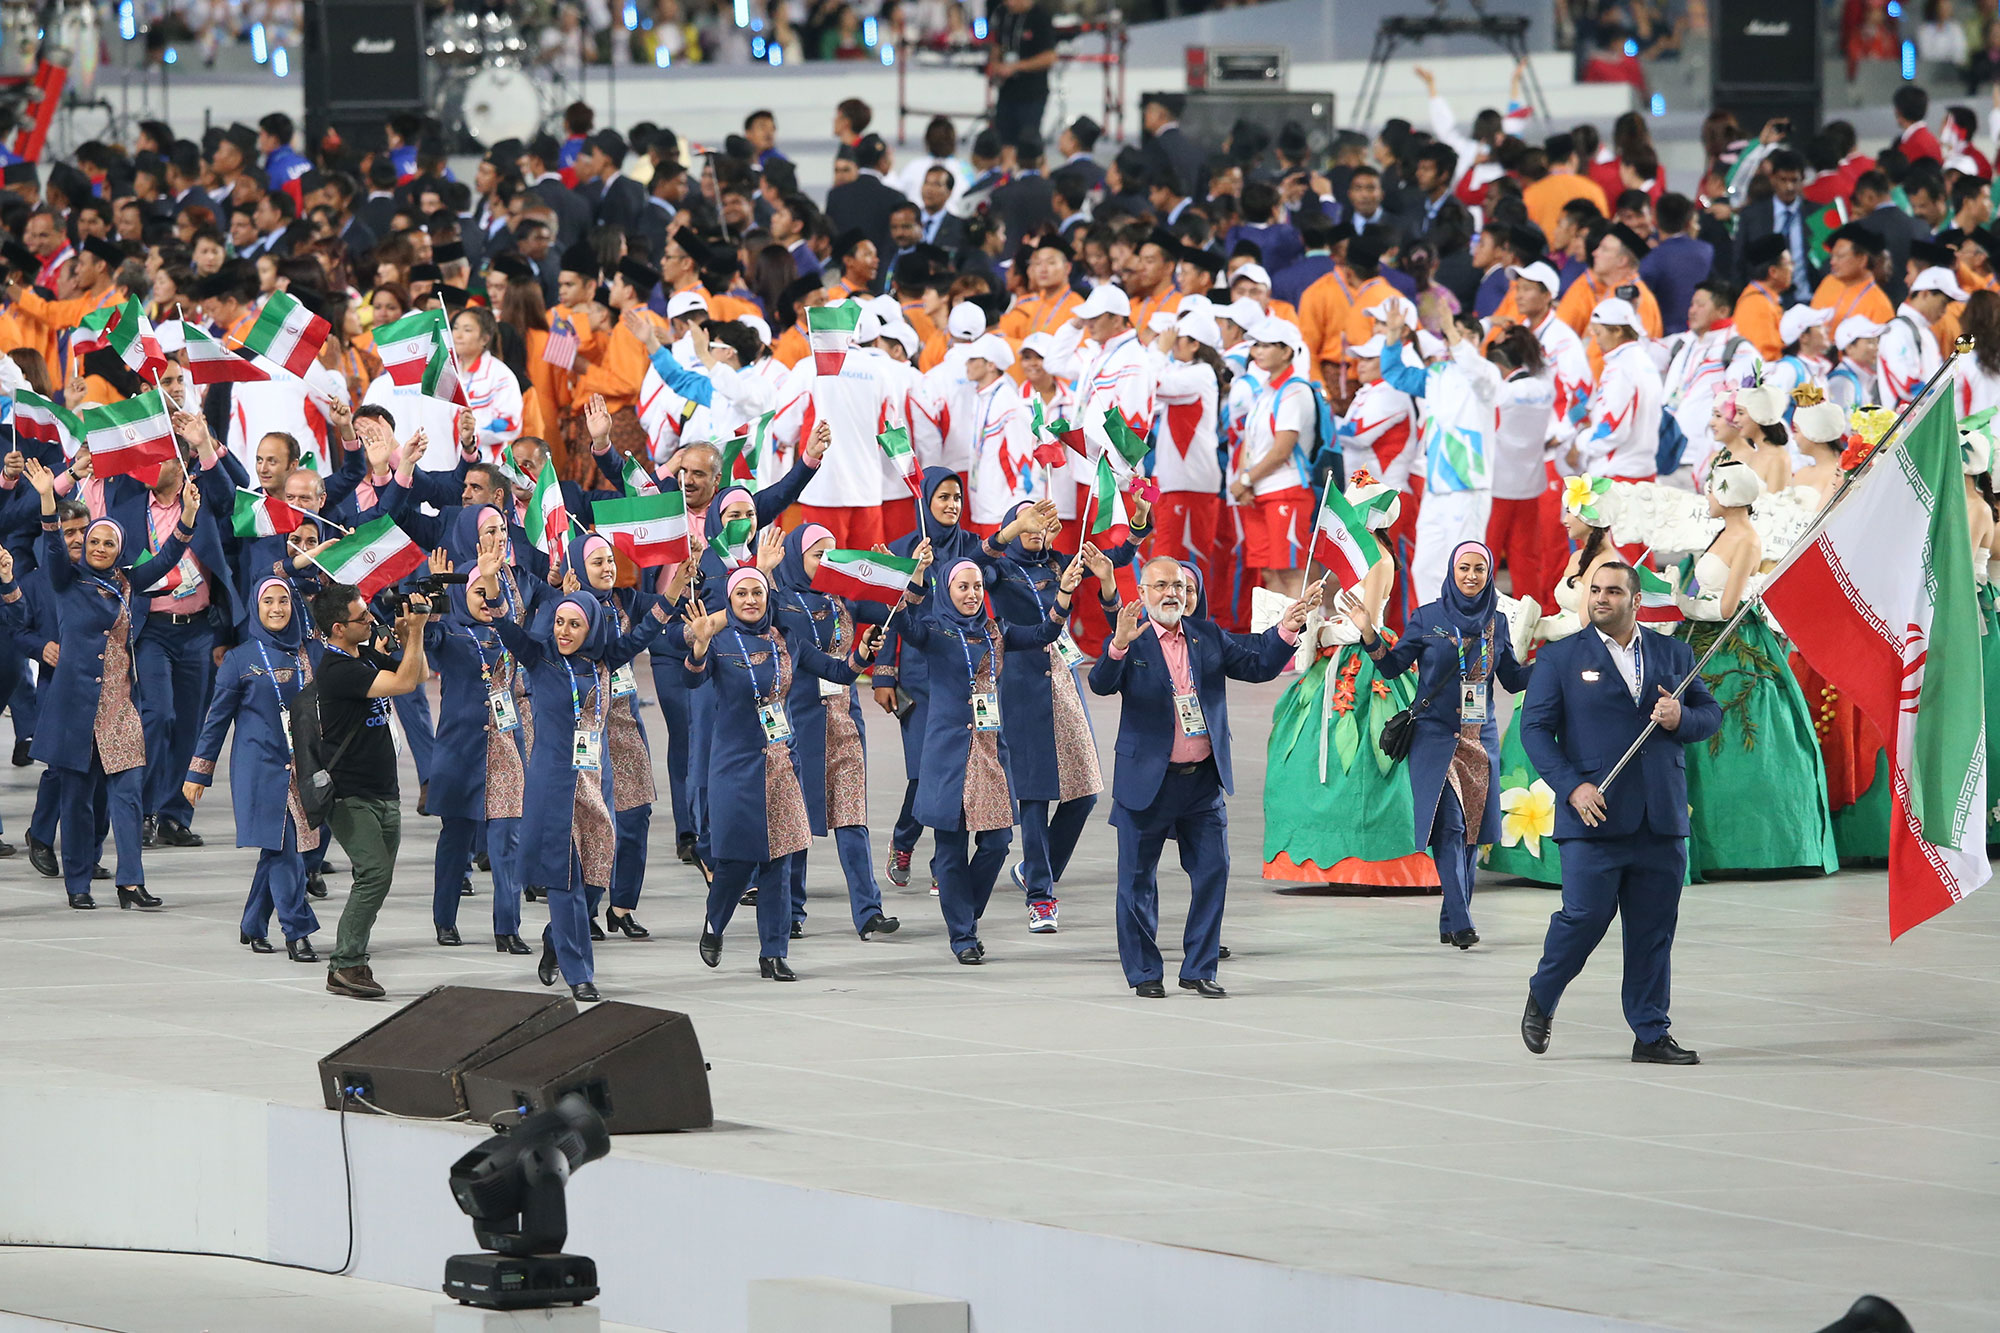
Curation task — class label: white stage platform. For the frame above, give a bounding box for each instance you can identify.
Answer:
[0,675,1993,1333]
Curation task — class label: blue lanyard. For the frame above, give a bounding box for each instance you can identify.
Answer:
[253,641,300,752]
[567,659,600,727]
[468,627,510,687]
[786,593,838,653]
[86,570,129,624]
[955,620,994,682]
[327,642,392,722]
[730,629,775,704]
[1450,625,1490,678]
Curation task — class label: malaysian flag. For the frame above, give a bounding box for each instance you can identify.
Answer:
[542,313,579,371]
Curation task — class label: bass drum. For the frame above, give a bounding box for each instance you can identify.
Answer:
[458,63,547,147]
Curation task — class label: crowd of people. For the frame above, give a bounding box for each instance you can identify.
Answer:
[0,67,1995,1059]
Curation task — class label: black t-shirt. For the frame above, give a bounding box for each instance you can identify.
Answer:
[318,643,401,801]
[995,3,1055,103]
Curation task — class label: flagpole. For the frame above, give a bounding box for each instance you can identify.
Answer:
[287,499,351,534]
[1596,345,1968,793]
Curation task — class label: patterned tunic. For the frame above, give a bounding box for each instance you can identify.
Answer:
[571,662,617,886]
[1445,634,1492,845]
[756,636,812,859]
[822,604,869,829]
[1048,651,1103,803]
[95,598,146,774]
[962,626,1013,832]
[484,654,526,821]
[604,606,655,811]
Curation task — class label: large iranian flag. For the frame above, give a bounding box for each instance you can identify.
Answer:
[1761,383,1989,937]
[81,390,176,479]
[310,516,426,597]
[593,491,688,566]
[240,290,331,377]
[807,302,861,376]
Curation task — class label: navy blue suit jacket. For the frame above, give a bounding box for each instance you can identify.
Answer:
[1521,626,1722,841]
[1088,618,1294,812]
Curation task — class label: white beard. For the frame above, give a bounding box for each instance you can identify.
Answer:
[1151,604,1184,627]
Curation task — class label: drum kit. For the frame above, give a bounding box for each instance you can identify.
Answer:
[427,4,567,148]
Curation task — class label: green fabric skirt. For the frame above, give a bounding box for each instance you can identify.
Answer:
[1481,714,1564,886]
[1678,616,1838,878]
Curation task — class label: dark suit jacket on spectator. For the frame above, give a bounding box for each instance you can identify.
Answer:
[989,171,1055,247]
[533,176,595,250]
[824,172,911,269]
[1733,195,1819,298]
[587,174,648,234]
[1854,202,1928,304]
[1144,126,1208,202]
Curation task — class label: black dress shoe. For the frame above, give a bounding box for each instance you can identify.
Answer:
[524,886,541,902]
[859,912,900,938]
[971,940,987,960]
[698,930,722,968]
[26,837,57,878]
[739,886,759,907]
[1441,932,1454,945]
[0,839,15,858]
[306,874,328,899]
[417,781,429,816]
[1178,977,1228,998]
[473,851,490,873]
[494,934,532,955]
[435,926,463,946]
[606,909,649,939]
[117,886,162,909]
[1133,980,1166,998]
[240,933,276,953]
[676,832,697,864]
[536,936,558,986]
[1451,928,1479,950]
[140,815,157,847]
[286,938,318,963]
[1632,1035,1700,1065]
[1217,945,1232,960]
[92,864,110,880]
[789,920,804,939]
[156,818,203,847]
[458,875,473,897]
[588,919,605,941]
[955,947,983,965]
[12,737,31,766]
[571,982,602,1002]
[758,956,797,981]
[1521,994,1551,1054]
[67,893,96,909]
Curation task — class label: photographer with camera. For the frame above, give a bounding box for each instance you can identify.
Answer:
[312,578,436,1000]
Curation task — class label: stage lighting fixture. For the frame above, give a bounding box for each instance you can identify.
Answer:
[442,1093,611,1310]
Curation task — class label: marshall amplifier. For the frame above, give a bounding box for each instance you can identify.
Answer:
[302,0,428,154]
[1712,0,1823,134]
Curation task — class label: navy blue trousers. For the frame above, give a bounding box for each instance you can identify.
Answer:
[1530,832,1686,1043]
[707,852,796,957]
[1111,759,1229,986]
[538,849,600,985]
[789,825,886,932]
[611,803,650,910]
[30,766,64,846]
[59,758,142,895]
[393,681,436,787]
[649,659,694,841]
[137,616,214,825]
[1016,795,1096,904]
[435,815,522,934]
[244,815,319,942]
[932,827,1011,952]
[1430,788,1479,936]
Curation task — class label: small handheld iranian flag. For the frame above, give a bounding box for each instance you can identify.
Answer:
[1101,407,1152,467]
[1087,454,1131,547]
[13,390,84,454]
[878,425,922,500]
[807,302,862,375]
[71,305,119,356]
[239,290,331,377]
[81,390,176,480]
[720,410,776,483]
[608,449,659,497]
[524,458,569,554]
[1307,476,1382,590]
[714,515,755,567]
[592,491,688,566]
[373,309,443,386]
[812,548,919,602]
[182,321,270,385]
[232,487,307,539]
[422,340,471,408]
[1634,561,1684,625]
[103,296,167,377]
[310,516,426,598]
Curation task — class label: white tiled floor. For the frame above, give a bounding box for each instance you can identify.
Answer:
[0,675,1993,1332]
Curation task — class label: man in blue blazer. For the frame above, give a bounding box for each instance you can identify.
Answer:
[1089,557,1313,998]
[1519,562,1722,1065]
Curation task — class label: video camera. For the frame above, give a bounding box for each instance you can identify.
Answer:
[379,570,468,619]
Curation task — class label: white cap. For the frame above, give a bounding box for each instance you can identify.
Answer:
[1075,285,1132,320]
[1177,308,1223,350]
[1219,297,1263,331]
[882,319,921,357]
[666,290,709,320]
[1349,335,1387,358]
[1247,313,1299,346]
[1835,315,1885,350]
[1508,261,1561,296]
[1364,295,1420,328]
[854,310,884,343]
[1147,309,1178,334]
[1589,297,1643,332]
[1778,304,1833,347]
[1230,263,1272,289]
[946,302,986,340]
[1414,329,1447,361]
[1175,293,1212,315]
[1020,331,1058,360]
[964,332,1015,370]
[864,294,901,323]
[1946,153,1983,177]
[735,312,772,346]
[1912,266,1971,301]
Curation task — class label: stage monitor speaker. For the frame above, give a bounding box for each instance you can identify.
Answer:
[1158,89,1337,165]
[1711,0,1822,132]
[318,986,579,1117]
[461,1002,714,1134]
[302,0,428,153]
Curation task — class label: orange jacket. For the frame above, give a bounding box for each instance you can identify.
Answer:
[573,309,670,412]
[1733,281,1787,362]
[1809,274,1894,329]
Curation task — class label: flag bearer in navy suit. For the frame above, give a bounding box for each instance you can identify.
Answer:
[1518,561,1721,1065]
[1089,556,1313,998]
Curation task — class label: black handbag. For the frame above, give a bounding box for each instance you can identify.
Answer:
[1378,685,1436,763]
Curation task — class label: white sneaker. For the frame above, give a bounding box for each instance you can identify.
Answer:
[1009,862,1029,897]
[1028,899,1059,933]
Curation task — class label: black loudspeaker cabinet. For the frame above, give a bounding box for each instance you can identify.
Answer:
[1157,90,1338,166]
[1711,0,1822,89]
[1713,87,1825,143]
[318,986,579,1117]
[302,0,429,153]
[460,1002,715,1134]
